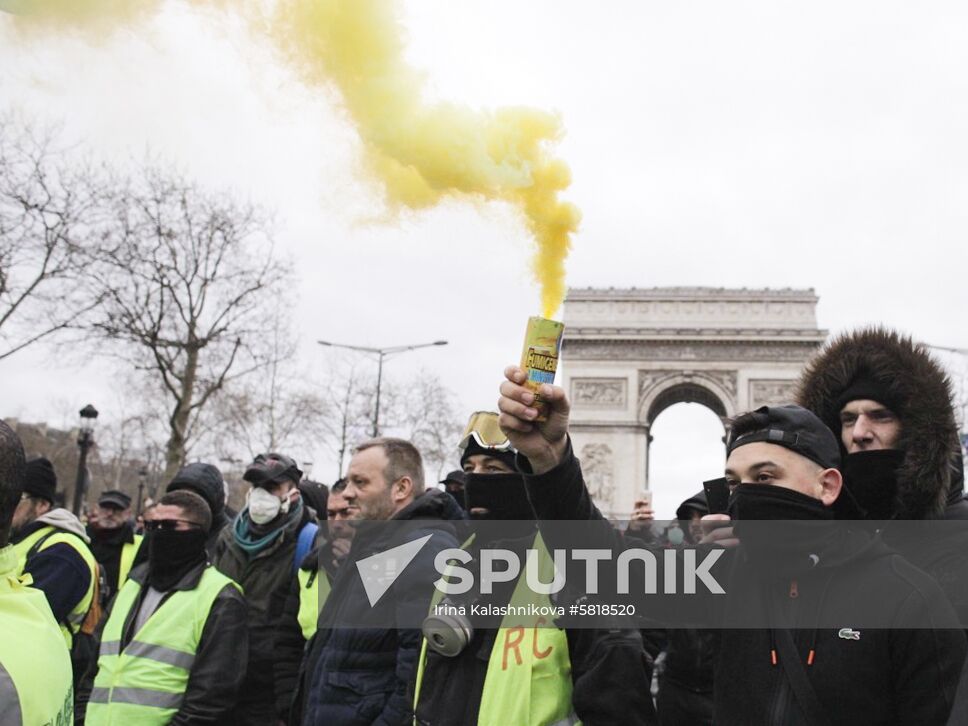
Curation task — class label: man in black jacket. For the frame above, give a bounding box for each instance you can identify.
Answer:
[414,411,656,726]
[299,437,461,726]
[87,489,146,601]
[212,452,317,726]
[498,366,966,725]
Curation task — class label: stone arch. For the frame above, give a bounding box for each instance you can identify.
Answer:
[638,372,737,427]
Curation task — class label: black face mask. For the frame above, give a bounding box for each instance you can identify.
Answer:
[729,484,834,566]
[841,450,905,520]
[463,473,534,522]
[147,529,208,591]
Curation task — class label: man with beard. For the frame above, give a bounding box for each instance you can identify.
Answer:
[165,463,232,557]
[87,489,146,601]
[796,328,968,619]
[84,489,247,725]
[413,411,656,726]
[498,366,966,725]
[298,438,462,726]
[212,452,317,726]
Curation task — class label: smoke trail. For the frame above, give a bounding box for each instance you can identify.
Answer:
[269,0,580,317]
[1,0,580,316]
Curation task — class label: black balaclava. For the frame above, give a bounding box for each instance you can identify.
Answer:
[147,528,208,591]
[463,472,534,522]
[840,449,905,520]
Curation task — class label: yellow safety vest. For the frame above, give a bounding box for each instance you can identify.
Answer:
[414,533,579,726]
[12,525,97,646]
[296,565,331,641]
[117,534,144,590]
[87,565,239,725]
[0,545,74,725]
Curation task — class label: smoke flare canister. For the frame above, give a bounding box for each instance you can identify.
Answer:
[519,316,565,421]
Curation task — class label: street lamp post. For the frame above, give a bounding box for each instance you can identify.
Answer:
[72,404,99,516]
[136,466,148,515]
[318,339,448,437]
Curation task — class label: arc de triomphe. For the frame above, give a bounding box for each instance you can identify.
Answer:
[561,287,827,518]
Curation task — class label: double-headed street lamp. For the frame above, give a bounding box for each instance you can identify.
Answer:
[72,404,99,516]
[318,339,448,437]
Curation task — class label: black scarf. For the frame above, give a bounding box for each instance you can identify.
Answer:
[464,473,535,522]
[729,484,836,569]
[147,529,208,591]
[840,450,905,520]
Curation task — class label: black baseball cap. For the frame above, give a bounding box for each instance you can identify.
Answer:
[440,470,466,487]
[243,452,303,488]
[726,405,841,470]
[98,489,132,510]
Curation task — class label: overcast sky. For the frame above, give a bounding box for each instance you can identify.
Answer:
[1,1,965,517]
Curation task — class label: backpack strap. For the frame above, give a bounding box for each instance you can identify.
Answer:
[293,522,319,575]
[25,528,59,559]
[774,628,834,726]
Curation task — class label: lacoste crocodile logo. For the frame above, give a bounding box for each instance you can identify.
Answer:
[838,628,861,641]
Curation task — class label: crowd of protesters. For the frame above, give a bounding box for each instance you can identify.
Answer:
[1,325,967,725]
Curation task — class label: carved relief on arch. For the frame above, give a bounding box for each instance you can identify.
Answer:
[581,443,615,511]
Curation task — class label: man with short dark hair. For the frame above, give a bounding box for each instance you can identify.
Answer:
[86,489,247,725]
[212,452,317,726]
[0,421,74,724]
[499,366,967,725]
[88,488,145,600]
[299,437,463,726]
[11,457,98,688]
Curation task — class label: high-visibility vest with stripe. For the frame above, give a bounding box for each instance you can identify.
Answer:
[296,566,331,641]
[117,535,144,590]
[0,544,74,726]
[12,525,97,646]
[87,565,239,725]
[414,533,579,726]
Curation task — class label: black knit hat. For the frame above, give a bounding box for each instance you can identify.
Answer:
[24,457,57,505]
[835,375,902,415]
[727,405,841,471]
[459,439,517,472]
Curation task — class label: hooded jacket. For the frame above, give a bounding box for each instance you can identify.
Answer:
[796,326,961,520]
[167,463,231,557]
[12,508,93,624]
[298,490,462,726]
[523,442,966,725]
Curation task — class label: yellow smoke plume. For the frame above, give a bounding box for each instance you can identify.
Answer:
[2,0,580,316]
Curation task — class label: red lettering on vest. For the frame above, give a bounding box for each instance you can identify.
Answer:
[532,617,553,660]
[502,626,525,670]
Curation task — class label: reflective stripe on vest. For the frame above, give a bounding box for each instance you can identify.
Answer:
[87,565,239,726]
[0,545,74,726]
[414,533,578,726]
[117,535,144,589]
[12,525,97,644]
[296,566,331,641]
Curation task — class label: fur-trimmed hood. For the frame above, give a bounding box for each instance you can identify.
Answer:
[796,326,960,519]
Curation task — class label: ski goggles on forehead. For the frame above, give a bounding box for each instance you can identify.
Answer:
[458,411,512,453]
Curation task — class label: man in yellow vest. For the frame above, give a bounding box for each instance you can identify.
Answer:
[10,458,98,673]
[414,412,656,726]
[87,489,145,600]
[84,489,248,725]
[0,419,74,724]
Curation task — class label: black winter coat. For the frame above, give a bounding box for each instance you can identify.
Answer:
[524,442,967,726]
[299,491,462,726]
[212,502,317,726]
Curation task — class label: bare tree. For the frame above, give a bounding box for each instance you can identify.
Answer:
[318,360,378,479]
[0,112,101,360]
[85,163,291,480]
[206,317,329,462]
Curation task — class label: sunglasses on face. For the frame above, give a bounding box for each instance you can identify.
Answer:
[144,519,204,532]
